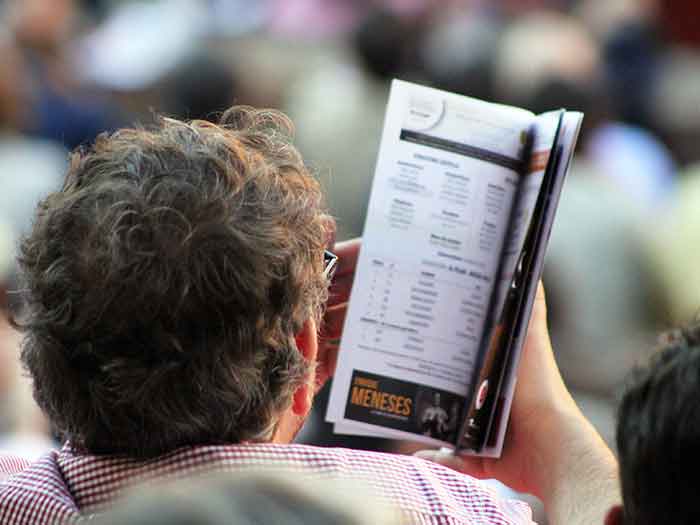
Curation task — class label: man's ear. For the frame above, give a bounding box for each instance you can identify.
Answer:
[292,318,318,416]
[294,318,318,361]
[292,381,312,416]
[604,504,624,525]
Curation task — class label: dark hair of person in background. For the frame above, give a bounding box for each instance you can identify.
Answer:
[15,107,332,458]
[161,53,237,122]
[616,320,700,525]
[601,19,663,133]
[352,9,424,82]
[527,77,608,149]
[425,56,494,104]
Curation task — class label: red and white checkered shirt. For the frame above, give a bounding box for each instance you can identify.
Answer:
[0,443,534,525]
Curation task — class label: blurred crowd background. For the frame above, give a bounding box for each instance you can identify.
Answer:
[0,0,699,488]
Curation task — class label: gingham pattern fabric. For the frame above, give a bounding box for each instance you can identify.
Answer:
[1,443,534,525]
[0,450,80,525]
[0,455,30,478]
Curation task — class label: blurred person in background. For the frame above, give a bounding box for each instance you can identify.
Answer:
[98,472,398,525]
[418,8,501,101]
[486,9,669,448]
[544,161,656,445]
[494,8,675,206]
[0,26,67,465]
[158,53,237,122]
[491,10,602,122]
[597,5,662,132]
[658,0,700,48]
[0,222,18,441]
[0,107,619,525]
[73,0,209,116]
[4,0,122,149]
[0,30,67,237]
[650,49,700,168]
[286,7,433,451]
[286,7,425,242]
[0,221,53,462]
[645,165,700,327]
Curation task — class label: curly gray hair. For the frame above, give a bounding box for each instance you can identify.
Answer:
[17,107,332,458]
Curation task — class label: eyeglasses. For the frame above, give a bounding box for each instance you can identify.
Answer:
[323,250,339,280]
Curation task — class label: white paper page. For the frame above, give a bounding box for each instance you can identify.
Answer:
[491,111,563,316]
[333,420,446,447]
[326,80,534,445]
[476,111,583,458]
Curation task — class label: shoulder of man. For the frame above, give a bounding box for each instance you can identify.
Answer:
[0,450,80,525]
[239,444,535,525]
[0,453,31,480]
[0,444,535,525]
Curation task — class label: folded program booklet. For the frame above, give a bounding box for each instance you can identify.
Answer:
[325,79,583,458]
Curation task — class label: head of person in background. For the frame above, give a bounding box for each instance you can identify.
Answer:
[160,53,237,122]
[0,220,16,432]
[352,8,424,82]
[98,472,397,525]
[16,106,339,458]
[5,0,78,58]
[0,30,32,133]
[607,320,700,525]
[493,10,607,145]
[0,221,53,459]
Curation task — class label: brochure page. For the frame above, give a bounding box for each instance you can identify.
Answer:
[465,110,583,457]
[326,80,534,446]
[456,110,563,456]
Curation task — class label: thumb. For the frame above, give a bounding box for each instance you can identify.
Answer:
[414,449,488,479]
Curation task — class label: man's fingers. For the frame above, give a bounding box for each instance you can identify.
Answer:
[414,449,464,468]
[327,238,360,305]
[315,237,359,389]
[324,343,340,383]
[413,450,489,480]
[324,216,337,249]
[531,280,548,323]
[315,333,342,390]
[535,280,546,301]
[328,273,354,305]
[333,238,361,278]
[322,303,347,339]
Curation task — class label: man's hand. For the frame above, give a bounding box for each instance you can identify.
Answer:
[416,283,620,524]
[315,237,360,392]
